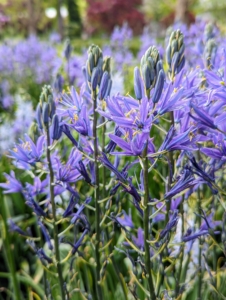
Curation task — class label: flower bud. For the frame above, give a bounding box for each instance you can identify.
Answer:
[36,104,43,129]
[99,71,109,100]
[91,67,100,90]
[48,95,56,119]
[167,29,185,80]
[54,73,64,93]
[134,67,144,100]
[140,45,164,92]
[64,39,71,60]
[50,114,62,140]
[152,69,165,104]
[103,57,111,74]
[86,44,103,90]
[42,102,49,125]
[204,39,217,69]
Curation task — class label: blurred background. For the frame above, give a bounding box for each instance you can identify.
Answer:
[0,0,226,40]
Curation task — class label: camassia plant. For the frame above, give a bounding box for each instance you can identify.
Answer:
[1,27,226,300]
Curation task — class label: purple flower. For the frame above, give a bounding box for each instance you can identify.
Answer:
[9,134,45,165]
[116,211,134,228]
[159,210,179,239]
[164,168,197,199]
[55,148,83,183]
[71,197,92,224]
[0,171,23,194]
[38,220,53,250]
[132,228,144,250]
[109,132,154,156]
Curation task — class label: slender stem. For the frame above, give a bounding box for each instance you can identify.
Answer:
[197,150,202,300]
[175,196,185,297]
[166,111,175,224]
[142,145,156,300]
[46,126,65,300]
[92,90,103,300]
[101,116,106,199]
[1,194,21,300]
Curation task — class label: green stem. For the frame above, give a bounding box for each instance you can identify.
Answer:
[46,126,65,300]
[197,187,202,300]
[175,196,185,297]
[1,194,21,300]
[142,145,156,300]
[92,90,103,300]
[101,116,106,199]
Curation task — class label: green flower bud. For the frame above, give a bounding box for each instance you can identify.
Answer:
[103,57,111,74]
[86,44,103,90]
[167,29,185,80]
[140,45,163,92]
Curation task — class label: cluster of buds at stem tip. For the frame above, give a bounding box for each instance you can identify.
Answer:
[64,39,71,60]
[86,44,103,91]
[166,29,185,81]
[36,86,62,140]
[204,23,215,42]
[204,39,217,69]
[139,45,165,103]
[85,44,112,98]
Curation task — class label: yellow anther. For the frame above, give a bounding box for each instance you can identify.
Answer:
[102,100,107,111]
[125,109,135,118]
[124,132,129,139]
[220,81,225,86]
[73,114,78,121]
[22,142,31,151]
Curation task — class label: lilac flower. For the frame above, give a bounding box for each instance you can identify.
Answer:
[109,132,154,156]
[164,168,197,199]
[0,171,23,194]
[182,230,221,242]
[9,134,45,165]
[38,220,53,250]
[132,228,144,250]
[156,85,187,115]
[63,228,89,255]
[66,104,91,136]
[37,248,53,264]
[8,219,29,236]
[201,140,226,161]
[116,211,134,228]
[159,210,179,239]
[189,103,217,130]
[159,126,198,153]
[63,195,78,218]
[105,126,122,153]
[54,148,83,183]
[25,196,47,217]
[110,97,152,133]
[71,197,92,224]
[98,152,127,183]
[59,86,83,114]
[25,177,48,197]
